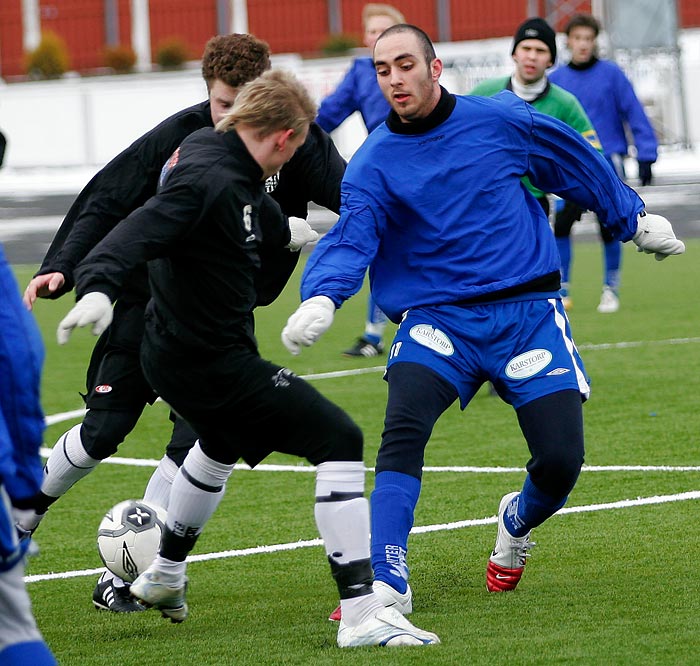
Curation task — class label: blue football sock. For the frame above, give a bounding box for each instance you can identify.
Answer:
[556,236,572,284]
[603,241,621,290]
[370,471,421,594]
[0,641,57,666]
[364,294,388,343]
[502,475,568,537]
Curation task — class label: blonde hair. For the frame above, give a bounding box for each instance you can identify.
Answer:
[362,3,405,27]
[215,70,317,138]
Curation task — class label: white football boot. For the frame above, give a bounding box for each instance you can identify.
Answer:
[337,606,439,647]
[130,568,188,622]
[486,492,535,592]
[328,580,413,621]
[597,286,620,314]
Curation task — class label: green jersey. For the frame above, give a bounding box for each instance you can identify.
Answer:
[470,76,601,198]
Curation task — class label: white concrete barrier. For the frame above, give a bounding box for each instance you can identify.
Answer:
[1,32,697,170]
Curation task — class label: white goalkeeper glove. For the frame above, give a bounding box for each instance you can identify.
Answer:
[632,213,686,261]
[286,216,319,252]
[281,295,335,355]
[57,292,113,345]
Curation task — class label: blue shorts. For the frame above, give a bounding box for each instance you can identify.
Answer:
[386,298,590,410]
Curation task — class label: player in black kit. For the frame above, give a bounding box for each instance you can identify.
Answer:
[58,69,439,648]
[19,34,344,612]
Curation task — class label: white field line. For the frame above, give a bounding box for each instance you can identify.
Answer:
[25,490,700,584]
[43,335,700,429]
[36,452,700,475]
[41,334,700,468]
[30,335,698,583]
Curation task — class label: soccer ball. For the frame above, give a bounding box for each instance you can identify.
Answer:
[97,499,167,583]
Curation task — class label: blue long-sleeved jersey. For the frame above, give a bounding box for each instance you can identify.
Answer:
[549,58,658,162]
[1,245,45,568]
[301,89,645,323]
[316,57,390,133]
[0,247,45,504]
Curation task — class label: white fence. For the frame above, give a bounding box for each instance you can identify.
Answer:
[1,30,698,169]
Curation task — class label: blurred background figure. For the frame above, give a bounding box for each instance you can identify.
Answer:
[0,243,57,665]
[316,3,405,358]
[550,13,659,314]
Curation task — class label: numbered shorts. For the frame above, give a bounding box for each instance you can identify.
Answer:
[386,298,590,410]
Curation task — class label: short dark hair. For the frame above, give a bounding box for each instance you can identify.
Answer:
[201,34,271,90]
[375,24,437,64]
[564,13,600,37]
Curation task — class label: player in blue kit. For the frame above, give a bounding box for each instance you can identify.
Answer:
[316,3,405,359]
[281,24,685,616]
[0,245,56,665]
[549,13,659,313]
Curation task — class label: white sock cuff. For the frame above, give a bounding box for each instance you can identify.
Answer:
[182,440,235,487]
[315,461,366,497]
[156,455,179,484]
[67,423,100,466]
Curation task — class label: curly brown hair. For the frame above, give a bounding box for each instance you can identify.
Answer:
[201,34,271,90]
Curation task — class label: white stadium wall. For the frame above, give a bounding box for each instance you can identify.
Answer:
[1,31,698,170]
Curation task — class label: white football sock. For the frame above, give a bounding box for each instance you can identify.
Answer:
[143,455,178,510]
[99,570,125,587]
[315,461,382,625]
[314,461,369,564]
[165,441,233,538]
[150,555,187,581]
[341,594,384,626]
[41,423,100,498]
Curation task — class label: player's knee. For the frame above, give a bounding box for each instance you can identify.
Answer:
[165,418,198,467]
[375,363,455,478]
[323,416,364,463]
[80,409,141,459]
[375,421,429,478]
[518,389,585,496]
[530,447,583,497]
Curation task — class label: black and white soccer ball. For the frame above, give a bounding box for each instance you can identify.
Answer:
[97,499,167,583]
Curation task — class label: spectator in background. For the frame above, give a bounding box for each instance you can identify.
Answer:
[470,17,602,313]
[316,3,405,359]
[0,244,57,665]
[550,13,659,314]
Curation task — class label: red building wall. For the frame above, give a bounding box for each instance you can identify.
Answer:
[0,0,24,76]
[149,0,217,60]
[36,0,105,71]
[1,1,699,79]
[681,0,700,25]
[248,0,329,54]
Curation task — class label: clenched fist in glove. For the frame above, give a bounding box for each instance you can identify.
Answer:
[632,213,686,261]
[286,216,319,252]
[281,295,335,355]
[57,292,113,345]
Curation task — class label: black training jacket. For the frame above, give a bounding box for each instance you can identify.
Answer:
[74,127,287,351]
[36,100,345,305]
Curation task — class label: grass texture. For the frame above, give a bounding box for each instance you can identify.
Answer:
[11,238,700,665]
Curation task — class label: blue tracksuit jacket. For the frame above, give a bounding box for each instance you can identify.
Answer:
[316,57,390,133]
[0,246,45,569]
[549,59,658,162]
[301,89,644,323]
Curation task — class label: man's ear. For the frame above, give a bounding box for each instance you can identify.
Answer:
[275,128,295,152]
[431,57,443,82]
